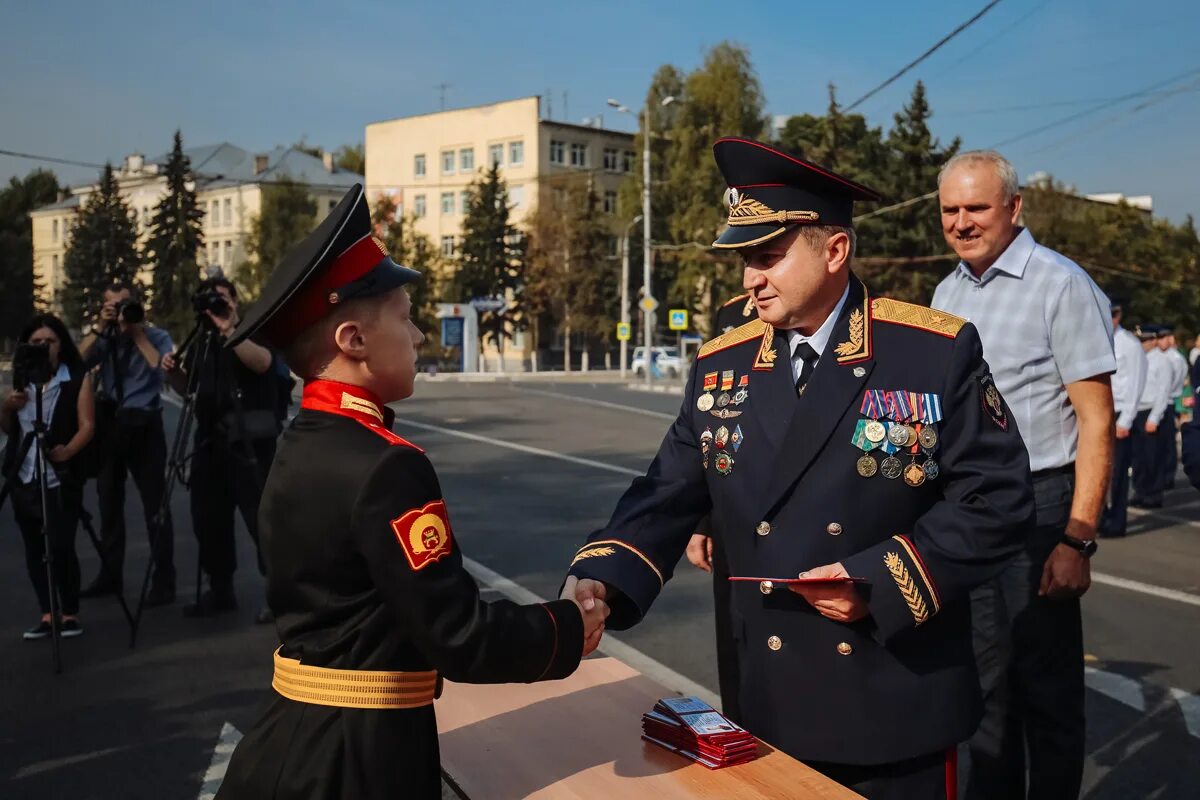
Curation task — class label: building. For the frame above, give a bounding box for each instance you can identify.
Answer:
[30,144,361,311]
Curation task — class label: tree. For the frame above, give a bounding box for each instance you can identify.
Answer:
[335,143,365,175]
[453,164,527,360]
[371,193,442,335]
[62,163,142,324]
[237,176,316,302]
[145,130,205,339]
[0,169,59,341]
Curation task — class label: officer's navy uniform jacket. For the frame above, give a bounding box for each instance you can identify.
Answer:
[568,276,1034,766]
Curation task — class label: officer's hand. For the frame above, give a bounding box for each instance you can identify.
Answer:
[161,353,178,372]
[686,534,713,573]
[1146,421,1159,434]
[561,575,608,611]
[3,390,28,413]
[789,563,870,623]
[1115,425,1131,440]
[1039,542,1092,599]
[579,599,610,657]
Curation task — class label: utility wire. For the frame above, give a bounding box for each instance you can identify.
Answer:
[845,0,1006,111]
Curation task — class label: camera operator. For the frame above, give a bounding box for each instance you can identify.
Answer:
[78,282,177,606]
[162,277,279,619]
[2,315,95,639]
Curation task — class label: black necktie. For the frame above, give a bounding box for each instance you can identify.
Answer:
[794,341,819,396]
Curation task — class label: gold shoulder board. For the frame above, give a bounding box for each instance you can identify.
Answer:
[871,298,966,339]
[720,292,750,308]
[698,318,768,360]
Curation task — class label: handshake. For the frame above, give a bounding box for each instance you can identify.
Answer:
[561,576,611,657]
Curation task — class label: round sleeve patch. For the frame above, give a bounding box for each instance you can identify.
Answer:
[391,500,454,571]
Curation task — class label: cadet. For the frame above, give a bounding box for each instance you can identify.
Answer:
[1158,324,1189,490]
[565,139,1033,799]
[1131,325,1174,508]
[217,185,606,800]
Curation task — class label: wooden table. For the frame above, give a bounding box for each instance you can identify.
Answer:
[437,657,863,799]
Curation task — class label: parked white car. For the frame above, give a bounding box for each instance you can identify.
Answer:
[631,346,682,378]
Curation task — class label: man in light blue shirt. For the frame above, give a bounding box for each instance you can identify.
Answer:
[1100,300,1147,538]
[1131,325,1175,508]
[932,150,1115,800]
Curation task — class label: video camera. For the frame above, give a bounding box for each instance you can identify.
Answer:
[114,299,145,325]
[12,342,55,390]
[192,286,231,321]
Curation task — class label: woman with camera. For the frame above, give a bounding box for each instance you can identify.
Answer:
[2,314,95,639]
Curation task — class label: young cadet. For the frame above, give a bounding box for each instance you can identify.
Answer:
[217,185,606,800]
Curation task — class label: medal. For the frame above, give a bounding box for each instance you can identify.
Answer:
[851,419,881,452]
[918,425,939,451]
[904,461,927,487]
[856,453,878,477]
[703,372,719,392]
[887,423,912,448]
[715,452,734,475]
[865,420,887,443]
[880,455,903,480]
[716,392,732,408]
[715,426,729,449]
[923,459,940,480]
[720,370,735,391]
[738,374,749,387]
[696,393,715,412]
[920,392,944,424]
[732,387,749,405]
[731,424,744,452]
[710,408,743,419]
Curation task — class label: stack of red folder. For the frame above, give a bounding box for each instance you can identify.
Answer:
[641,696,760,769]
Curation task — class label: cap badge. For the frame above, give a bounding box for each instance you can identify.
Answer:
[724,187,741,208]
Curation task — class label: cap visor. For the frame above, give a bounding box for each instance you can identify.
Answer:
[712,223,789,250]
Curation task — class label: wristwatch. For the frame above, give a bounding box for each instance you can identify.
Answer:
[1060,533,1098,558]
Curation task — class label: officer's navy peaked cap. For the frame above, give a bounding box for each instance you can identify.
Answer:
[1135,324,1161,341]
[712,137,882,250]
[227,183,420,348]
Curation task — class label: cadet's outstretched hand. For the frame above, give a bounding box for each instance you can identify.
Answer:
[788,562,869,623]
[562,576,611,656]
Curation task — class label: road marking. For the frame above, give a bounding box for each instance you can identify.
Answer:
[1085,666,1147,712]
[198,722,242,800]
[393,417,643,478]
[1091,572,1200,608]
[14,745,130,778]
[1169,688,1200,739]
[511,386,676,420]
[463,556,720,709]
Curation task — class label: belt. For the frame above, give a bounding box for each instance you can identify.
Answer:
[272,648,439,709]
[1032,463,1074,481]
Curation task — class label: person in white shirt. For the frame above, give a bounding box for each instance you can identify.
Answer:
[1157,326,1189,491]
[1100,299,1147,537]
[1131,325,1175,508]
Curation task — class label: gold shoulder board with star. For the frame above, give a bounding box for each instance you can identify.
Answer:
[871,298,966,339]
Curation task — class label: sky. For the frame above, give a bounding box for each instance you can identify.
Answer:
[3,0,1198,222]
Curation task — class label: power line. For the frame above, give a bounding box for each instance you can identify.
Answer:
[0,148,107,170]
[845,0,1007,112]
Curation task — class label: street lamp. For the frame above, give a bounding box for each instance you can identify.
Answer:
[619,214,643,377]
[608,94,675,390]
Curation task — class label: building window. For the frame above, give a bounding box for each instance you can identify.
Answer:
[51,254,59,274]
[510,140,524,165]
[414,194,426,218]
[52,219,59,242]
[603,191,618,215]
[607,236,619,257]
[414,153,426,177]
[441,192,454,214]
[441,151,455,175]
[622,150,635,173]
[460,190,471,213]
[550,140,565,165]
[209,243,217,265]
[224,240,232,263]
[508,185,524,207]
[441,235,456,257]
[570,143,588,168]
[603,148,619,172]
[211,200,219,227]
[459,148,474,173]
[489,144,503,167]
[223,199,232,227]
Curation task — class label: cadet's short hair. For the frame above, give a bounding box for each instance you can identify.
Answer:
[282,293,391,380]
[938,150,1020,205]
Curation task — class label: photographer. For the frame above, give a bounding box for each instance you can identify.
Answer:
[79,282,176,605]
[162,277,279,619]
[2,315,95,639]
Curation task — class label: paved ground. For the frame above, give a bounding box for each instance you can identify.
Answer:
[1,377,1198,798]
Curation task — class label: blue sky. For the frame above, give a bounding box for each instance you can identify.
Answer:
[4,0,1197,222]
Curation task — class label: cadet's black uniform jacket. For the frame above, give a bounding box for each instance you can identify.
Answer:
[220,380,584,800]
[568,276,1033,766]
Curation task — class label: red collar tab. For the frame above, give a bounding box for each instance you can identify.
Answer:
[270,235,389,344]
[302,379,388,425]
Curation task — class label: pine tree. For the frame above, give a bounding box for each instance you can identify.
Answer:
[0,169,60,340]
[335,144,365,175]
[145,130,205,339]
[62,163,142,324]
[371,194,442,335]
[237,176,317,302]
[452,164,527,358]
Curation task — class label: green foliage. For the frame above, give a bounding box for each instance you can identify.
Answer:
[335,143,366,176]
[371,193,442,335]
[145,130,205,339]
[62,163,142,324]
[0,169,59,341]
[236,176,317,302]
[452,164,527,353]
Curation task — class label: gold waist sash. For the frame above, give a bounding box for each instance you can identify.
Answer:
[272,648,439,709]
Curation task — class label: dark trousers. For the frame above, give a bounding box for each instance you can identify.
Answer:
[811,750,953,800]
[95,409,174,588]
[1103,426,1135,535]
[710,533,740,724]
[13,482,82,616]
[1131,408,1162,504]
[967,469,1084,800]
[190,434,274,590]
[1160,405,1178,491]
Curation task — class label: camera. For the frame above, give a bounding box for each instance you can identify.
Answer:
[12,343,54,389]
[192,287,231,320]
[115,299,145,325]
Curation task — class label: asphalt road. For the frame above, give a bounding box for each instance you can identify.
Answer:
[2,376,1198,799]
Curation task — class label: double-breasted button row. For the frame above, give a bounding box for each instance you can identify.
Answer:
[757,521,842,536]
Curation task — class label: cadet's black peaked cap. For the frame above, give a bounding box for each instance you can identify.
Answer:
[1135,324,1160,341]
[227,183,420,348]
[712,137,882,250]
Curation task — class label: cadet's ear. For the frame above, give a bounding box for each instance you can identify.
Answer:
[333,319,368,361]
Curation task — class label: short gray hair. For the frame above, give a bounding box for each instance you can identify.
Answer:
[938,150,1019,205]
[798,225,856,262]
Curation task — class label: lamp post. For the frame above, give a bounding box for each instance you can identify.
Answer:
[619,214,643,377]
[609,94,674,390]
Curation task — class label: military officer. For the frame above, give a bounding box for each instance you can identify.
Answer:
[564,139,1033,799]
[216,185,606,800]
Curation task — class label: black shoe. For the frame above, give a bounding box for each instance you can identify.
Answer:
[143,585,176,608]
[22,620,52,641]
[255,606,275,625]
[81,575,121,598]
[183,589,238,618]
[60,618,84,638]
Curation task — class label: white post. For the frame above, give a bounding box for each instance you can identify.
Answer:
[642,107,654,391]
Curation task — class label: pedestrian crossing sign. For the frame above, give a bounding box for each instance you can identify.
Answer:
[616,322,631,341]
[669,309,688,331]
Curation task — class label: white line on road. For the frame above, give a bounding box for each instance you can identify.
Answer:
[1084,666,1147,712]
[1169,688,1200,739]
[198,722,242,800]
[1091,572,1200,608]
[511,386,676,420]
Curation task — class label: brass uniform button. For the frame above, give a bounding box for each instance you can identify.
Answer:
[827,522,843,536]
[837,642,854,656]
[767,635,782,651]
[759,580,774,595]
[756,521,771,536]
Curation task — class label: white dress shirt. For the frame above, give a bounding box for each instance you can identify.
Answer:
[1138,348,1174,426]
[785,282,849,381]
[1111,326,1147,431]
[1166,348,1189,399]
[16,363,71,487]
